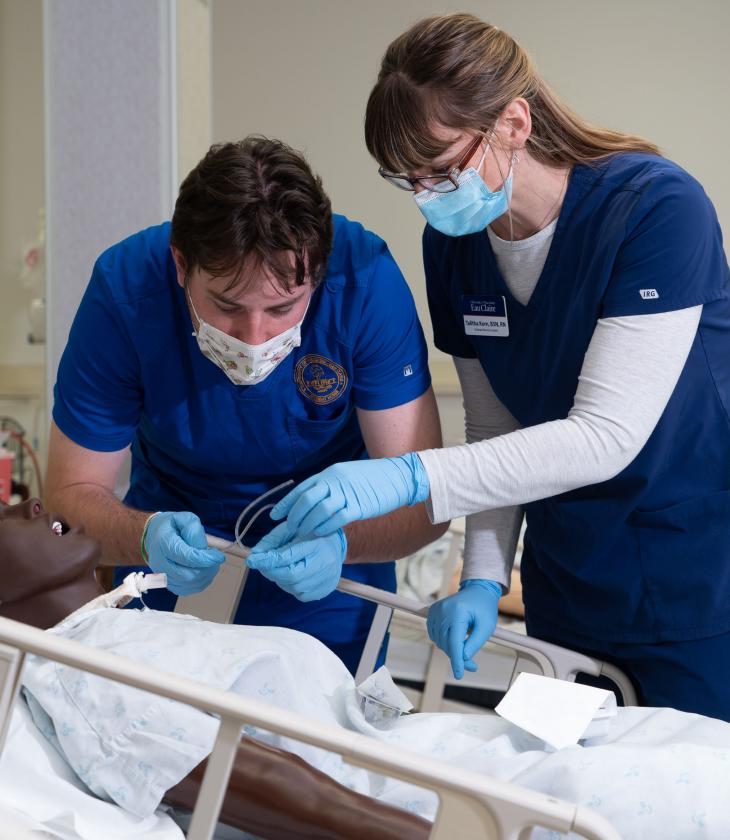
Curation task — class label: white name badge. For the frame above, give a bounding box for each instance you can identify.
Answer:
[462,295,509,337]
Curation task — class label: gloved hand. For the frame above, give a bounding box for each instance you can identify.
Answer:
[427,579,502,679]
[247,522,347,602]
[143,511,225,596]
[270,452,430,539]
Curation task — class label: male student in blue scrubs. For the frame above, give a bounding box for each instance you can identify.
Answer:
[44,136,446,674]
[250,15,730,721]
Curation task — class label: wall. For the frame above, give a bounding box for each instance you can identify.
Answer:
[177,0,212,182]
[211,0,730,396]
[42,0,211,497]
[0,0,46,488]
[44,0,178,406]
[0,0,45,366]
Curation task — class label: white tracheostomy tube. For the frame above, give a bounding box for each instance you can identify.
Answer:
[64,572,169,622]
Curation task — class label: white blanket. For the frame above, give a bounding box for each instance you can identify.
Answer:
[362,705,730,838]
[18,607,730,839]
[0,702,182,840]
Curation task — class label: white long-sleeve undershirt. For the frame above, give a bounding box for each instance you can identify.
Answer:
[453,356,523,589]
[420,307,701,587]
[418,223,702,588]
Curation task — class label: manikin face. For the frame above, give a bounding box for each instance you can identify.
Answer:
[0,498,102,615]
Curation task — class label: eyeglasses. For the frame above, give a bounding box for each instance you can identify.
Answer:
[378,134,485,194]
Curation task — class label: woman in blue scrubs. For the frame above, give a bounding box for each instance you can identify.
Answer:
[256,15,730,720]
[44,136,446,675]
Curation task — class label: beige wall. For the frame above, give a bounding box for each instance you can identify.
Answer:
[0,0,46,474]
[177,0,212,184]
[212,0,730,390]
[0,0,45,367]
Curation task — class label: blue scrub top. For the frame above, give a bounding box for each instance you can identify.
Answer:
[425,153,730,646]
[53,214,431,672]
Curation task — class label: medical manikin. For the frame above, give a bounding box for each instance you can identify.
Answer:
[0,498,428,840]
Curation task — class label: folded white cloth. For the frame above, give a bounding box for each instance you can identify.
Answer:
[495,672,616,750]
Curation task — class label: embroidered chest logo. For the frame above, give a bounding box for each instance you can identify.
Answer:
[295,354,348,404]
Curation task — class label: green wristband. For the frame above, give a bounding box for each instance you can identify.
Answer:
[140,512,161,564]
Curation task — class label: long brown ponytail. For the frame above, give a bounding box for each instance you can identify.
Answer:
[365,14,660,173]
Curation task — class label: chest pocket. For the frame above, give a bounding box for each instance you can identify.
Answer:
[286,408,360,473]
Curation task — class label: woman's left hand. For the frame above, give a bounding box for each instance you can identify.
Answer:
[427,580,502,679]
[269,453,430,539]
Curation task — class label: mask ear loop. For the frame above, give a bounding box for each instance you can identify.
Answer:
[185,281,232,369]
[474,137,491,173]
[184,278,202,327]
[486,124,519,245]
[223,479,295,553]
[507,152,518,246]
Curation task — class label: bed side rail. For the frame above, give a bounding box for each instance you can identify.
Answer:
[0,641,24,756]
[337,578,638,707]
[0,615,618,840]
[174,537,249,623]
[177,535,636,705]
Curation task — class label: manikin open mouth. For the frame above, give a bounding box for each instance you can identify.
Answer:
[50,519,71,536]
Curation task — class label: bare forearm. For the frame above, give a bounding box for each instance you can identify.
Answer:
[44,483,150,567]
[344,503,447,564]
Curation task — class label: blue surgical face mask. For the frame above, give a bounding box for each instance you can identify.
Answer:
[414,142,513,237]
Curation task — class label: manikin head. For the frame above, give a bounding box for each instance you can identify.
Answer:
[0,498,104,629]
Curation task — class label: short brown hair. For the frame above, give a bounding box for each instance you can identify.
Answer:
[170,136,333,291]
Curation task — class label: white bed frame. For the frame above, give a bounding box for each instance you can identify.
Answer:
[0,613,620,840]
[176,535,638,707]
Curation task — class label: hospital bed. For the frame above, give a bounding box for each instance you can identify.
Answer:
[4,532,730,839]
[0,612,619,840]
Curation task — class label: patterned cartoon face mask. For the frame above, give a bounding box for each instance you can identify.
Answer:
[187,288,308,386]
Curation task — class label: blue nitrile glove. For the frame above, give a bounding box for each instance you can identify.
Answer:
[142,511,225,596]
[269,453,430,539]
[426,579,502,680]
[247,522,347,602]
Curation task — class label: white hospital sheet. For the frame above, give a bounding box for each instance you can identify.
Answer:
[21,608,362,818]
[20,607,730,839]
[351,703,730,838]
[0,701,182,840]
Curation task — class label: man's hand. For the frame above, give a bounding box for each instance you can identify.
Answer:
[247,523,347,602]
[144,511,225,596]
